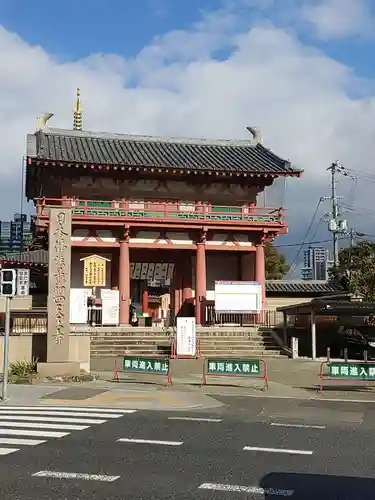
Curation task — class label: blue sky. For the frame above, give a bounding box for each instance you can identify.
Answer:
[0,0,222,60]
[0,0,375,270]
[1,0,374,78]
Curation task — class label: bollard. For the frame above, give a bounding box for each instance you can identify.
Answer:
[344,348,348,362]
[326,347,331,362]
[364,350,368,362]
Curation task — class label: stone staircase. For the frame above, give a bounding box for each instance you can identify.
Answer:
[90,326,284,359]
[197,327,283,358]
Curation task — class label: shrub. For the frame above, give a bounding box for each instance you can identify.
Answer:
[8,358,38,377]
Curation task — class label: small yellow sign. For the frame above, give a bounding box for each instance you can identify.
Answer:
[80,254,109,287]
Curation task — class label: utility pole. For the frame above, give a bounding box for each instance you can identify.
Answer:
[331,162,339,266]
[326,161,348,268]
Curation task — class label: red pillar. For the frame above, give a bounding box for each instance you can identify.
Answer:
[182,253,193,302]
[142,286,149,315]
[255,244,266,311]
[111,249,119,288]
[142,284,148,314]
[195,243,206,325]
[119,231,130,325]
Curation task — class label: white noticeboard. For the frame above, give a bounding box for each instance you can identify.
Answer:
[176,317,196,357]
[16,269,30,296]
[70,288,89,324]
[214,281,262,313]
[101,289,120,326]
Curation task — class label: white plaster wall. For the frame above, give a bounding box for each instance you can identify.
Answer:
[192,252,239,300]
[70,251,113,291]
[265,296,315,310]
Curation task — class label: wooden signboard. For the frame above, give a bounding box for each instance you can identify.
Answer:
[80,254,109,287]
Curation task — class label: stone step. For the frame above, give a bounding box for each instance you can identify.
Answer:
[91,350,282,358]
[91,334,273,341]
[91,339,170,345]
[91,336,274,343]
[89,328,268,338]
[91,351,169,357]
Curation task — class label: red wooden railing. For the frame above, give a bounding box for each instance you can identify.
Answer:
[35,198,284,224]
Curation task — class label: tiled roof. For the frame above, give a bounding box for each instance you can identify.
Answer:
[1,250,48,266]
[266,280,342,294]
[27,128,302,176]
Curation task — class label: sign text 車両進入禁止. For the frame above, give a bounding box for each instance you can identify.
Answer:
[329,362,375,379]
[122,356,169,374]
[207,359,261,376]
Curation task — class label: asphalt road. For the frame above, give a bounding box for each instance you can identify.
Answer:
[1,400,375,498]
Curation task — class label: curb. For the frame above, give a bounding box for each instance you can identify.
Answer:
[206,392,375,404]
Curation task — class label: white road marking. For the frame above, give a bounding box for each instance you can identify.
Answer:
[32,471,120,482]
[117,438,183,446]
[0,415,105,424]
[199,483,294,496]
[0,410,122,419]
[243,446,313,455]
[271,422,326,430]
[0,406,136,413]
[0,448,19,456]
[0,438,46,446]
[0,429,69,438]
[0,421,89,431]
[168,417,222,422]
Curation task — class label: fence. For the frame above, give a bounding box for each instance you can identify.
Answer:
[204,304,283,328]
[113,355,172,386]
[201,358,268,390]
[318,360,375,393]
[0,310,47,334]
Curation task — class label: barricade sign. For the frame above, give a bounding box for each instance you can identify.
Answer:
[318,361,375,393]
[113,355,172,386]
[201,358,268,390]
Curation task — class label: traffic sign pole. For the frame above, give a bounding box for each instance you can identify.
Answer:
[1,296,11,401]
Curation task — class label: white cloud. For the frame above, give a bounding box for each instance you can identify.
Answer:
[0,7,374,265]
[300,0,375,39]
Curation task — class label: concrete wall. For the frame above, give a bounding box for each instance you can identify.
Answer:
[0,334,91,373]
[0,296,34,312]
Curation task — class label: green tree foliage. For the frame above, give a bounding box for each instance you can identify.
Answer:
[264,242,289,280]
[330,241,375,301]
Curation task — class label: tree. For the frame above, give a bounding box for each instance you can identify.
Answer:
[264,242,289,279]
[330,240,375,301]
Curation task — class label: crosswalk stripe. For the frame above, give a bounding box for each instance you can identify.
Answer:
[0,405,134,459]
[0,429,69,438]
[0,448,19,455]
[117,438,183,446]
[0,420,85,430]
[33,471,120,482]
[0,438,46,446]
[0,410,122,419]
[0,406,136,413]
[0,415,106,424]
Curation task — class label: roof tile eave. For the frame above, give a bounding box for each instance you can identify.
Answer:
[29,129,297,176]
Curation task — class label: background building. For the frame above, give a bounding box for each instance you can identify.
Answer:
[0,213,32,258]
[301,246,333,281]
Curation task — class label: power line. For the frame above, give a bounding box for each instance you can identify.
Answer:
[286,199,322,276]
[274,232,375,249]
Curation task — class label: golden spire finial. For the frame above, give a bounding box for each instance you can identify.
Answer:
[73,88,83,131]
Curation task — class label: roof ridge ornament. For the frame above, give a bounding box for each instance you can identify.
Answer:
[73,88,83,131]
[246,126,263,146]
[36,113,54,131]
